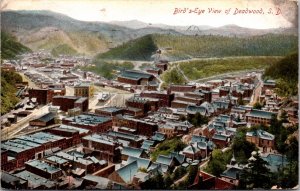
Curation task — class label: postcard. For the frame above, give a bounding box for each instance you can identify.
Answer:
[0,0,298,190]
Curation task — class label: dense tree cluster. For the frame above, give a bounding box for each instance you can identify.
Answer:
[187,112,209,127]
[264,52,298,97]
[161,68,186,85]
[1,70,23,114]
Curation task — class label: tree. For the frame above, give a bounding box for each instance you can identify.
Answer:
[187,112,209,127]
[280,110,288,123]
[239,153,272,189]
[253,102,263,109]
[238,97,244,105]
[187,165,199,185]
[164,174,173,189]
[276,137,299,189]
[179,115,187,121]
[204,149,232,176]
[172,166,187,181]
[232,128,257,164]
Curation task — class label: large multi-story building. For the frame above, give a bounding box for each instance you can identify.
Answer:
[246,109,277,126]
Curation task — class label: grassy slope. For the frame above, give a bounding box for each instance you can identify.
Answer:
[150,137,186,161]
[22,29,108,56]
[96,33,297,61]
[51,44,78,57]
[1,31,31,59]
[154,34,298,60]
[179,56,282,80]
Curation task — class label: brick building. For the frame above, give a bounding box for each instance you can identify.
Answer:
[246,129,275,151]
[140,90,175,107]
[246,109,277,126]
[82,134,121,163]
[146,67,162,75]
[107,130,143,148]
[47,124,90,148]
[170,85,196,92]
[29,112,55,127]
[95,107,125,117]
[28,89,50,105]
[155,60,168,71]
[117,70,156,85]
[25,159,63,180]
[113,115,158,137]
[219,86,230,97]
[52,96,89,112]
[1,132,67,171]
[126,96,159,114]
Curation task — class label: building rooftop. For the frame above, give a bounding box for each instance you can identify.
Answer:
[120,70,154,81]
[151,132,166,142]
[29,132,65,142]
[221,167,242,179]
[107,130,142,142]
[156,155,174,166]
[82,134,116,146]
[55,151,93,165]
[1,171,27,186]
[26,159,62,174]
[58,124,90,134]
[14,170,56,189]
[64,114,111,126]
[46,155,69,165]
[82,175,111,189]
[32,112,55,123]
[246,109,276,119]
[246,129,275,140]
[127,156,151,169]
[116,161,138,183]
[121,146,144,158]
[96,106,124,113]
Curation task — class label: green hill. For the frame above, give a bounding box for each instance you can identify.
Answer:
[96,34,298,61]
[264,52,298,97]
[1,31,31,59]
[96,35,158,61]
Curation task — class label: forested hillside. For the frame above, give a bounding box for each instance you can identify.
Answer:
[1,31,31,59]
[1,70,23,114]
[97,34,298,61]
[264,52,298,97]
[96,35,158,61]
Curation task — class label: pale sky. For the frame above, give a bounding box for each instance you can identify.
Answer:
[1,0,297,29]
